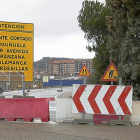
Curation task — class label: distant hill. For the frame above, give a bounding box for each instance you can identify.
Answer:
[33,57,73,72]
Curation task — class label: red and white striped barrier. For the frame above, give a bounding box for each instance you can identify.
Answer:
[72,85,132,115]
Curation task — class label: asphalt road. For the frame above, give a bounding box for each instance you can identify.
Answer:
[0,121,140,140]
[2,86,73,99]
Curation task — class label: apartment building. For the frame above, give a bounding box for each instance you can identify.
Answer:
[46,58,93,76]
[46,60,75,76]
[75,59,93,75]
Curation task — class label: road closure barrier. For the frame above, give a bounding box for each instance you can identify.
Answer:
[0,98,54,122]
[72,84,132,124]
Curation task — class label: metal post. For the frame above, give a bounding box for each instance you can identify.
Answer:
[119,77,122,86]
[82,77,87,119]
[83,77,86,85]
[9,72,11,91]
[2,82,5,91]
[111,81,113,85]
[27,81,30,92]
[119,77,122,120]
[22,74,25,95]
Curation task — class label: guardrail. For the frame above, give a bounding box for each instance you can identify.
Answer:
[0,98,54,122]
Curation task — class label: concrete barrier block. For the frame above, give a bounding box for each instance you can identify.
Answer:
[130,101,140,125]
[73,119,94,124]
[109,120,131,125]
[56,98,66,122]
[13,95,23,98]
[56,98,93,122]
[0,96,5,98]
[22,96,35,98]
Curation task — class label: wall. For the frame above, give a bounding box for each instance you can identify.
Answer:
[43,80,83,87]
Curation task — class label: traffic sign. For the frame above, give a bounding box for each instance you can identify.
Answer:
[72,84,132,115]
[78,64,91,77]
[36,75,40,79]
[101,62,118,81]
[43,76,48,82]
[0,21,34,81]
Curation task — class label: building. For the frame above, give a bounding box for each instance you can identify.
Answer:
[46,58,93,77]
[46,60,75,76]
[75,59,93,75]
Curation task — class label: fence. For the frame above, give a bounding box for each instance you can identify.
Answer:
[43,80,83,87]
[0,81,43,91]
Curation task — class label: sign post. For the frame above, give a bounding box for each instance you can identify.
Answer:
[22,74,25,95]
[101,62,123,121]
[78,64,91,119]
[43,76,49,88]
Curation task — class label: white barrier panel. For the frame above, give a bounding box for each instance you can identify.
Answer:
[56,98,66,122]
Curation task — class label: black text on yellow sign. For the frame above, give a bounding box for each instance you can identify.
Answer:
[0,21,34,81]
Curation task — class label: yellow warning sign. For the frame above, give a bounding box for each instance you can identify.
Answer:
[0,21,34,81]
[101,62,118,81]
[78,64,91,77]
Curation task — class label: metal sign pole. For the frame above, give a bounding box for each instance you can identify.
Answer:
[82,77,87,119]
[22,74,25,95]
[9,72,11,91]
[73,64,91,124]
[119,77,122,120]
[83,77,86,85]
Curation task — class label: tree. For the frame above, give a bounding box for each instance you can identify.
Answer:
[78,0,111,84]
[106,0,140,99]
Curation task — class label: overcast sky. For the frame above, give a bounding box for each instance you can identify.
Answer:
[1,0,105,61]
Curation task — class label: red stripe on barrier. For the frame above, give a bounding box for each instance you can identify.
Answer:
[73,85,86,113]
[118,87,132,115]
[88,85,102,114]
[103,86,117,114]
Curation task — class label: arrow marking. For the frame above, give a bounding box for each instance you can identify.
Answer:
[72,85,132,115]
[88,85,102,114]
[103,86,117,114]
[118,87,132,115]
[73,85,86,113]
